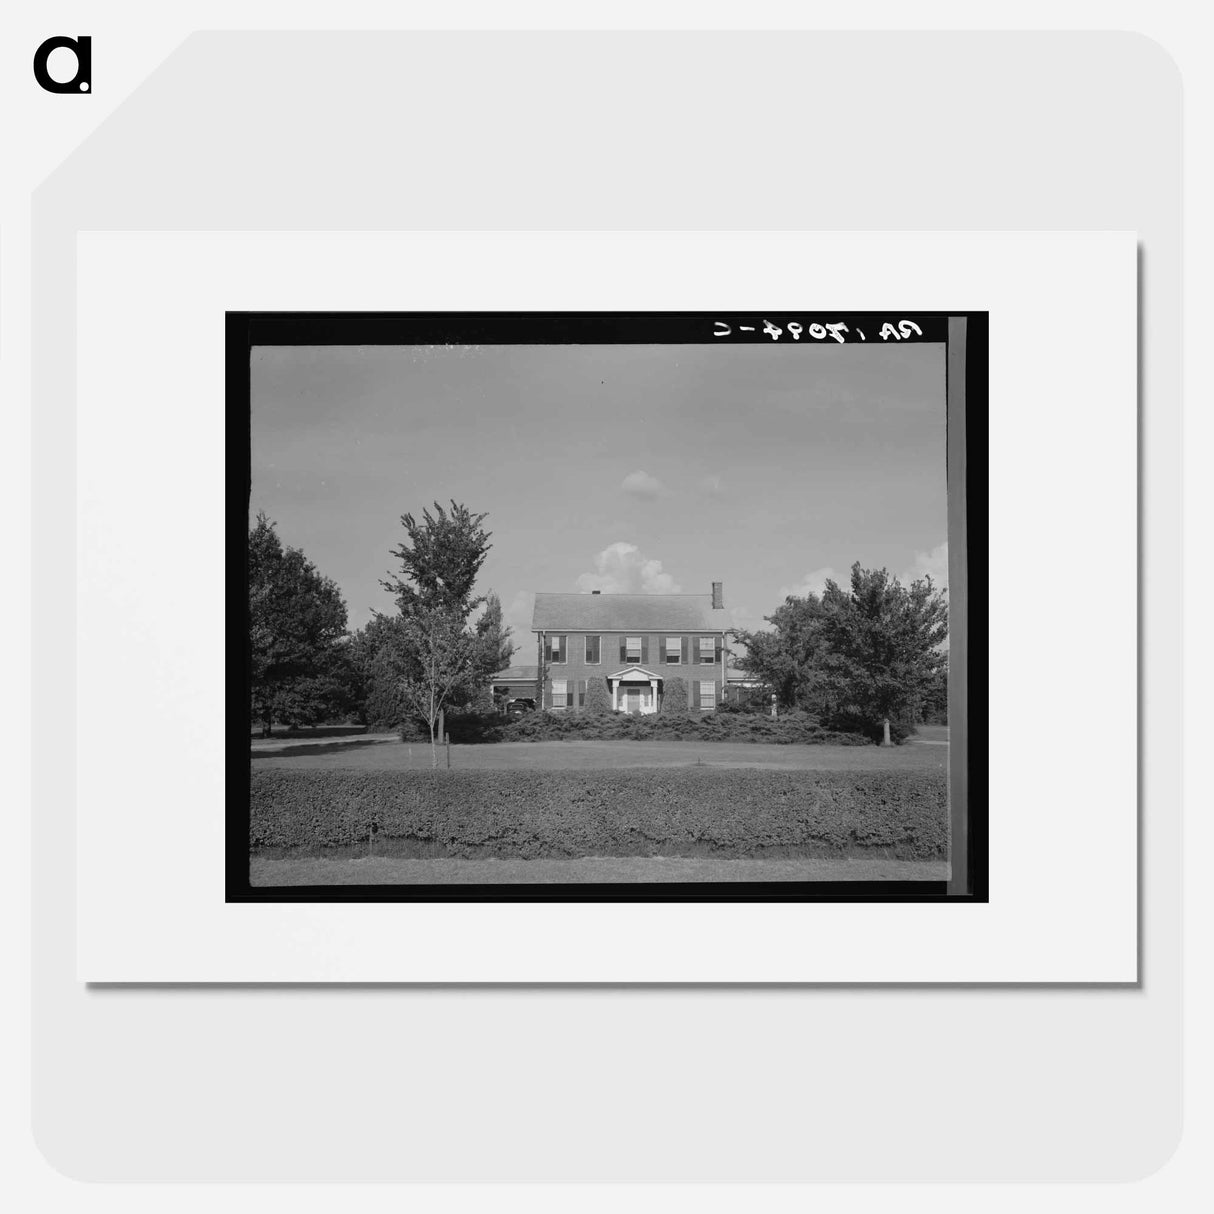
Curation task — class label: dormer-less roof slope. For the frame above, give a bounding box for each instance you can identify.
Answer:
[531,593,727,633]
[490,665,539,683]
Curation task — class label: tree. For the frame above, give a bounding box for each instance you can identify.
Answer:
[731,562,948,743]
[397,606,482,766]
[271,646,359,729]
[381,501,492,617]
[816,563,949,745]
[374,502,513,741]
[470,592,514,708]
[921,660,949,724]
[248,513,349,736]
[353,616,415,731]
[732,594,829,711]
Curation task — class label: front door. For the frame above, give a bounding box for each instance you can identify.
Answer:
[625,687,643,714]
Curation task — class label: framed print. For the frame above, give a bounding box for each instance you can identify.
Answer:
[73,230,1135,981]
[228,310,987,903]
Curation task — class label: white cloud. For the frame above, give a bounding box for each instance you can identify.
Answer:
[620,469,669,499]
[778,566,843,601]
[904,541,949,591]
[576,542,682,595]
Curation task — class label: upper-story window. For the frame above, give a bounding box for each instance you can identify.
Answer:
[665,636,681,664]
[547,634,567,664]
[585,635,601,664]
[625,635,642,664]
[699,636,717,664]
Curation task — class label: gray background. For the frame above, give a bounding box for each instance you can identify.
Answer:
[32,32,1179,1181]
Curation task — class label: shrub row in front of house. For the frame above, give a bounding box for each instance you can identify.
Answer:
[494,707,870,746]
[249,767,948,859]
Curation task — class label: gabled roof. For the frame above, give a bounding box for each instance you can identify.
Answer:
[490,665,538,683]
[531,593,727,632]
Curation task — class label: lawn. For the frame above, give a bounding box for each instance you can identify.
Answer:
[251,736,947,773]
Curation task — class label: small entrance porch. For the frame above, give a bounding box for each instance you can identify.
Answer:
[607,665,662,715]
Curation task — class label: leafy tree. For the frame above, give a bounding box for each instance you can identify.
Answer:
[248,513,348,736]
[353,616,413,730]
[342,616,413,727]
[732,595,829,711]
[271,644,362,729]
[733,562,948,743]
[471,592,514,707]
[816,563,949,745]
[371,501,513,740]
[397,606,483,766]
[921,660,949,724]
[381,501,492,617]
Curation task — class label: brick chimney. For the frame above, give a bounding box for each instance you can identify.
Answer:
[711,581,724,609]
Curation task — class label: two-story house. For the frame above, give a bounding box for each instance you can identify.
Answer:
[527,582,730,714]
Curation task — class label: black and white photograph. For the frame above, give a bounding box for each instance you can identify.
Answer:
[230,312,984,900]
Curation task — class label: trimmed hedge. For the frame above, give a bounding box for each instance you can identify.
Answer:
[398,706,875,746]
[659,676,688,713]
[250,767,947,860]
[585,677,613,715]
[500,708,869,746]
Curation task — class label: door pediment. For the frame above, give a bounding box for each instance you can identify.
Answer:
[608,665,661,682]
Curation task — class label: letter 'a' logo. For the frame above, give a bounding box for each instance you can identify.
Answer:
[33,35,92,93]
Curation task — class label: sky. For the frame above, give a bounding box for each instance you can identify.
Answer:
[249,341,949,643]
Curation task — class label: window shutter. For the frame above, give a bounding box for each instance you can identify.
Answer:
[619,635,627,663]
[544,636,552,663]
[682,635,689,664]
[692,680,701,708]
[715,637,723,664]
[641,636,649,665]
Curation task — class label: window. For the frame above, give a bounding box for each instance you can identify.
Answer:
[585,635,600,664]
[699,636,716,664]
[626,635,642,663]
[552,678,568,709]
[700,680,717,710]
[548,634,567,664]
[665,636,681,664]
